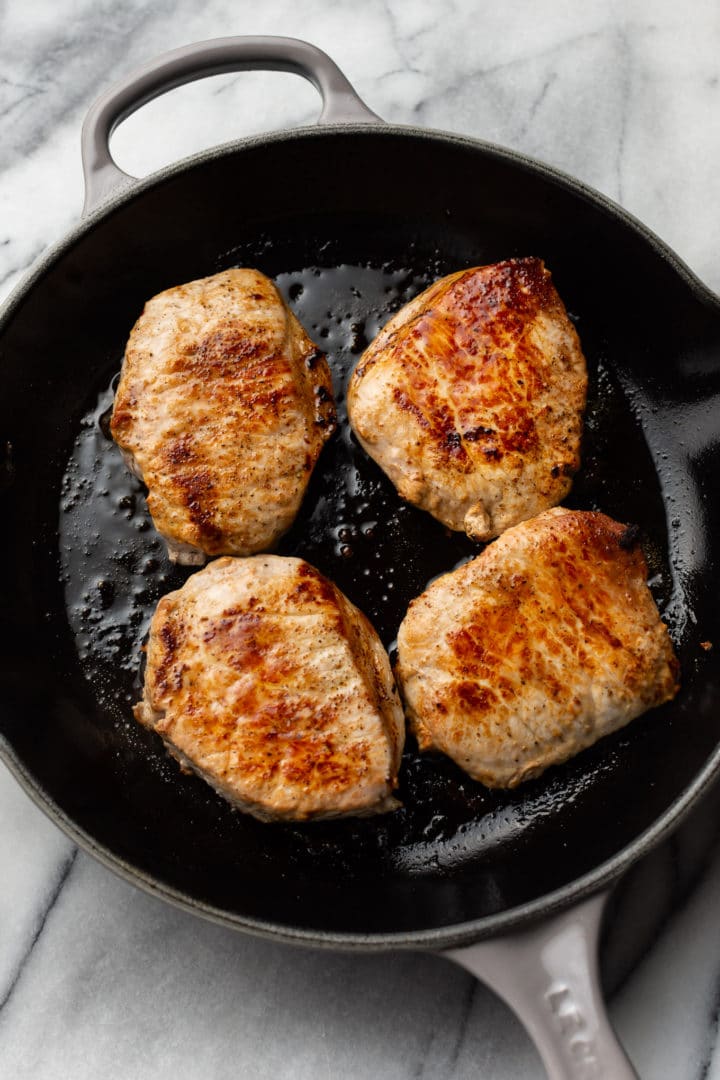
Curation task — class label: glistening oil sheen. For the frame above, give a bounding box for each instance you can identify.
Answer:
[58,257,674,880]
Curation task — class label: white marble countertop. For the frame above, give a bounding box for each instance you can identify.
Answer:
[2,2,720,1077]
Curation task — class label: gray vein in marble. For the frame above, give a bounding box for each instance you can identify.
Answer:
[444,975,478,1075]
[516,73,558,140]
[0,0,177,171]
[407,29,607,132]
[0,76,43,124]
[0,847,77,1019]
[377,0,432,77]
[697,983,720,1080]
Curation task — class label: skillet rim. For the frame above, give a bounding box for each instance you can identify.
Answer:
[2,120,720,950]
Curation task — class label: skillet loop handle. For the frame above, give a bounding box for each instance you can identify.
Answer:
[81,35,382,216]
[446,892,639,1080]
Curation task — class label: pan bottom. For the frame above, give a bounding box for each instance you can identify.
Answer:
[56,257,677,903]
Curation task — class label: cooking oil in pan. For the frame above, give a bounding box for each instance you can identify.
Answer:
[57,259,675,875]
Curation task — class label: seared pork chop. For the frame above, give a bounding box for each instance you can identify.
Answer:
[347,258,587,542]
[135,556,405,821]
[111,269,336,564]
[396,508,679,787]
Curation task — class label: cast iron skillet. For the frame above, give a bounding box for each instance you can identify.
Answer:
[1,37,720,1078]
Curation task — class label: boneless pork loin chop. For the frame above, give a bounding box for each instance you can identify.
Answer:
[135,556,405,822]
[348,258,587,542]
[396,508,679,788]
[111,269,336,564]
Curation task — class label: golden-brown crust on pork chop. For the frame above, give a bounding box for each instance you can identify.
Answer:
[347,258,587,541]
[111,269,336,564]
[135,556,405,822]
[396,508,679,788]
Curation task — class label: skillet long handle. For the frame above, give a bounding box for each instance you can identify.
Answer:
[446,891,639,1079]
[80,35,382,215]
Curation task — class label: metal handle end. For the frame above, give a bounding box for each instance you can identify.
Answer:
[446,893,638,1080]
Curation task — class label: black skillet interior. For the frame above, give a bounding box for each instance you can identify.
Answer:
[1,128,720,939]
